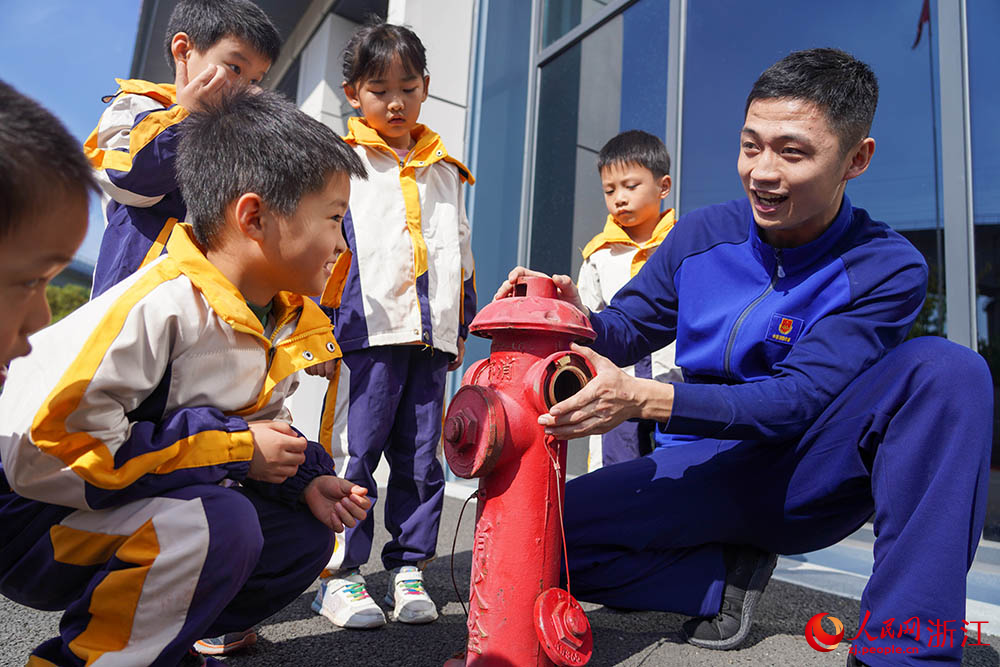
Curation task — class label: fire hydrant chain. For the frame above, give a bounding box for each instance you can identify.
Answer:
[544,435,572,597]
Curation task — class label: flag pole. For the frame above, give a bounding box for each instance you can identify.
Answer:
[926,4,944,305]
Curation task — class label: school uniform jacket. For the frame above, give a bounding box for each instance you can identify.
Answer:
[590,195,928,442]
[84,78,188,297]
[577,210,682,384]
[328,117,476,357]
[0,225,340,511]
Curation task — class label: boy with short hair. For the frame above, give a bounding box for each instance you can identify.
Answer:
[0,87,371,667]
[577,130,683,471]
[85,0,280,297]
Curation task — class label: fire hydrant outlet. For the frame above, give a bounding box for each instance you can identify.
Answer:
[537,352,594,411]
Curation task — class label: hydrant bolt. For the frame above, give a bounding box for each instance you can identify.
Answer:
[444,416,465,444]
[445,411,479,447]
[565,607,587,636]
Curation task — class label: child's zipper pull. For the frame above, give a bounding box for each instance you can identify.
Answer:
[775,249,785,279]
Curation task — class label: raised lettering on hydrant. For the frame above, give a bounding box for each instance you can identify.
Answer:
[443,276,595,666]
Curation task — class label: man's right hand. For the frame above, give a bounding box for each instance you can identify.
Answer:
[247,420,308,483]
[175,60,230,113]
[493,266,589,316]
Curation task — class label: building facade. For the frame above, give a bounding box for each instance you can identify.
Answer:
[129,0,999,522]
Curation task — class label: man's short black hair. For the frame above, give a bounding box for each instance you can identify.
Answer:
[745,48,879,154]
[0,80,96,239]
[597,130,671,179]
[177,87,367,249]
[342,18,428,86]
[163,0,281,74]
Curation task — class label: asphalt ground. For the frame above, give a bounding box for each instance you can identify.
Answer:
[2,492,997,667]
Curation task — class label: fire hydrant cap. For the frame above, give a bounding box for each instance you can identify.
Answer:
[442,385,506,479]
[534,587,593,665]
[472,277,595,342]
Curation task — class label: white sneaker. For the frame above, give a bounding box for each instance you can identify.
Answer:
[385,565,438,624]
[311,570,386,629]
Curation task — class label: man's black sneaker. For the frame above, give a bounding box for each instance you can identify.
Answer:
[682,545,778,650]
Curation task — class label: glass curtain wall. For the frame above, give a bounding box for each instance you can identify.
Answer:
[541,0,612,47]
[968,0,1000,466]
[681,1,946,345]
[463,1,531,369]
[528,0,668,474]
[531,0,669,280]
[521,0,995,517]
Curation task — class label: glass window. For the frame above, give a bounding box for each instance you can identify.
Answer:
[528,0,667,476]
[681,0,946,337]
[530,0,669,280]
[968,0,1000,469]
[531,21,619,280]
[464,1,531,369]
[541,0,609,47]
[619,0,669,138]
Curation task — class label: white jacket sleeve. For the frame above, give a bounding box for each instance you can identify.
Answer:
[458,185,477,338]
[577,256,606,313]
[90,93,177,208]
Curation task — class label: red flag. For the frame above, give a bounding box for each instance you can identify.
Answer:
[912,0,931,49]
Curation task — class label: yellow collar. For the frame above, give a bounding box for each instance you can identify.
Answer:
[109,78,177,106]
[344,117,474,183]
[165,224,330,340]
[582,209,676,260]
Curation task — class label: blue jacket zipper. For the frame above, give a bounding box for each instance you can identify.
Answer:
[723,249,784,378]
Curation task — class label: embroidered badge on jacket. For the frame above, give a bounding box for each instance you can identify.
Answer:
[766,313,804,345]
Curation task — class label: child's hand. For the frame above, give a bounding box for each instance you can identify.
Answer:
[304,359,339,380]
[494,266,589,316]
[175,60,230,113]
[247,420,307,483]
[302,475,371,532]
[448,338,465,371]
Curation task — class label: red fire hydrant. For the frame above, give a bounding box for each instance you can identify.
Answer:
[444,276,596,666]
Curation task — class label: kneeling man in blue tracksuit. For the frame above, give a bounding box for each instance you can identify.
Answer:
[499,48,991,666]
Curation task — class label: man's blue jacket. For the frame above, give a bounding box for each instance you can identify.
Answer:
[590,195,928,443]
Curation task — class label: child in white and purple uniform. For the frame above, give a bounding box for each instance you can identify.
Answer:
[577,130,683,471]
